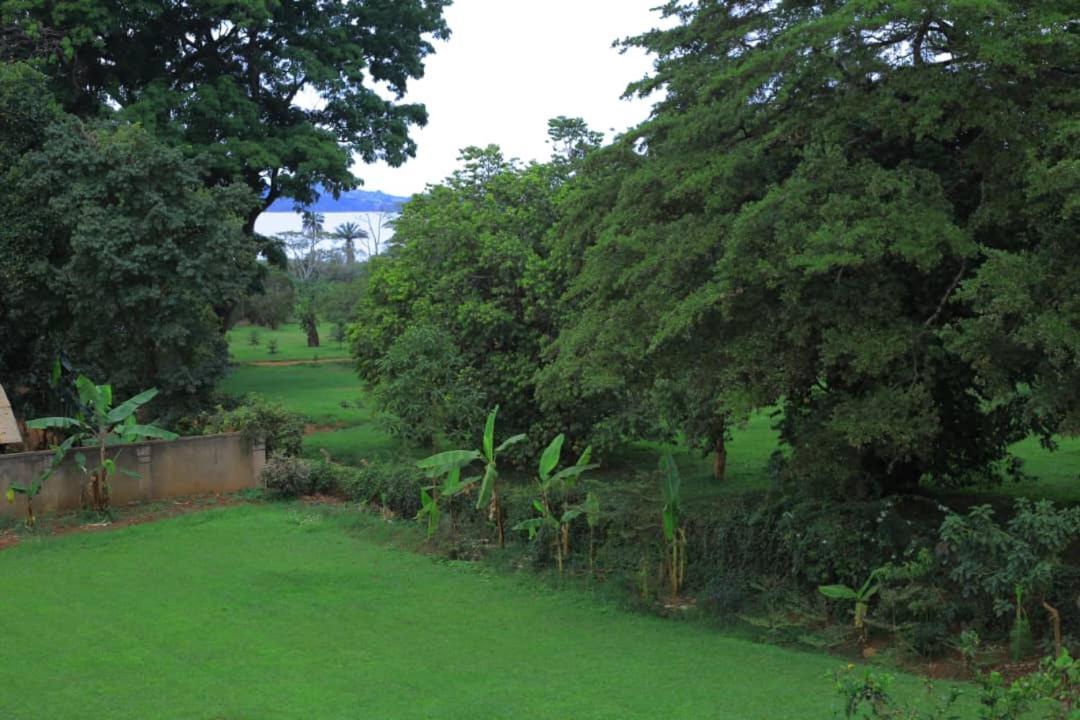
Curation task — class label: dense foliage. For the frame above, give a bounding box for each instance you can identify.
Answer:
[351,132,600,450]
[1,0,450,233]
[543,0,1080,495]
[1,0,449,421]
[348,3,1078,498]
[0,63,258,416]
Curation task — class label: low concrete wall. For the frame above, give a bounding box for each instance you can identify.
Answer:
[0,433,265,519]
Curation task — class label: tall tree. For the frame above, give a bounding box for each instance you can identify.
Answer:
[2,0,451,237]
[0,63,258,417]
[333,221,367,265]
[360,212,396,257]
[545,0,1080,496]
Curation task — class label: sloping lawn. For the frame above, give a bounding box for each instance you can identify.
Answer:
[221,362,373,427]
[0,505,947,719]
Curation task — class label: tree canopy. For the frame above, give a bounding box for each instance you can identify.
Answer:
[352,127,604,450]
[0,63,258,417]
[1,0,450,232]
[542,0,1080,495]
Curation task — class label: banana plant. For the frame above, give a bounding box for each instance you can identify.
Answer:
[414,406,525,543]
[659,453,687,598]
[25,375,178,514]
[818,570,882,641]
[514,434,599,576]
[5,435,77,526]
[415,463,473,539]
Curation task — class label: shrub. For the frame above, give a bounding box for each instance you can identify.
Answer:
[371,324,485,448]
[307,460,349,496]
[832,651,1079,720]
[196,396,304,457]
[261,454,313,498]
[338,459,422,518]
[239,268,294,329]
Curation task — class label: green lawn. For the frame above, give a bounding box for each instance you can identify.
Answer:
[967,434,1080,504]
[227,322,350,363]
[221,362,372,427]
[0,504,948,719]
[219,361,413,463]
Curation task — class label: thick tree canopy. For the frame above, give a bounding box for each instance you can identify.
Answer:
[352,128,604,450]
[0,63,258,417]
[542,0,1080,495]
[1,0,450,229]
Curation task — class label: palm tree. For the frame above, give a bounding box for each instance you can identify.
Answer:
[333,221,368,265]
[301,210,325,240]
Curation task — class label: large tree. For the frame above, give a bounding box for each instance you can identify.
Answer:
[1,0,450,235]
[0,63,258,418]
[543,1,1080,496]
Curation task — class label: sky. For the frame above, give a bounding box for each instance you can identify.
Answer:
[351,0,666,197]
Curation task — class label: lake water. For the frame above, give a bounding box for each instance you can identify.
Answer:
[255,211,396,245]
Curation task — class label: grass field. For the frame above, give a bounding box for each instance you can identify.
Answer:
[227,322,350,363]
[221,362,371,427]
[0,504,951,719]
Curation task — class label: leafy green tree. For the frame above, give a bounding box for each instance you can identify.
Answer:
[544,0,1080,496]
[373,324,484,448]
[237,268,295,330]
[26,376,179,513]
[0,63,259,417]
[2,0,451,235]
[352,140,590,447]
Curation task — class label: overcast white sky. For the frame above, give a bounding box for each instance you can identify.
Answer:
[353,0,666,197]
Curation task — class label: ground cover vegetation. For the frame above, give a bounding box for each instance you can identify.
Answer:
[2,0,1078,713]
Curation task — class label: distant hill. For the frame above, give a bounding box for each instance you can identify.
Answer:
[266,187,410,213]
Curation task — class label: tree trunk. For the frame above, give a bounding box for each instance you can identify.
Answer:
[712,429,727,482]
[345,240,355,265]
[306,323,320,347]
[1043,600,1062,658]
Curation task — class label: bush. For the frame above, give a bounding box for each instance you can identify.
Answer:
[338,459,422,518]
[195,396,304,457]
[238,268,294,329]
[261,454,314,498]
[371,324,485,448]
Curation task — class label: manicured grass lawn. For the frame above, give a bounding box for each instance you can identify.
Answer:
[221,362,371,427]
[227,322,350,363]
[968,434,1080,504]
[219,361,413,463]
[0,505,946,719]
